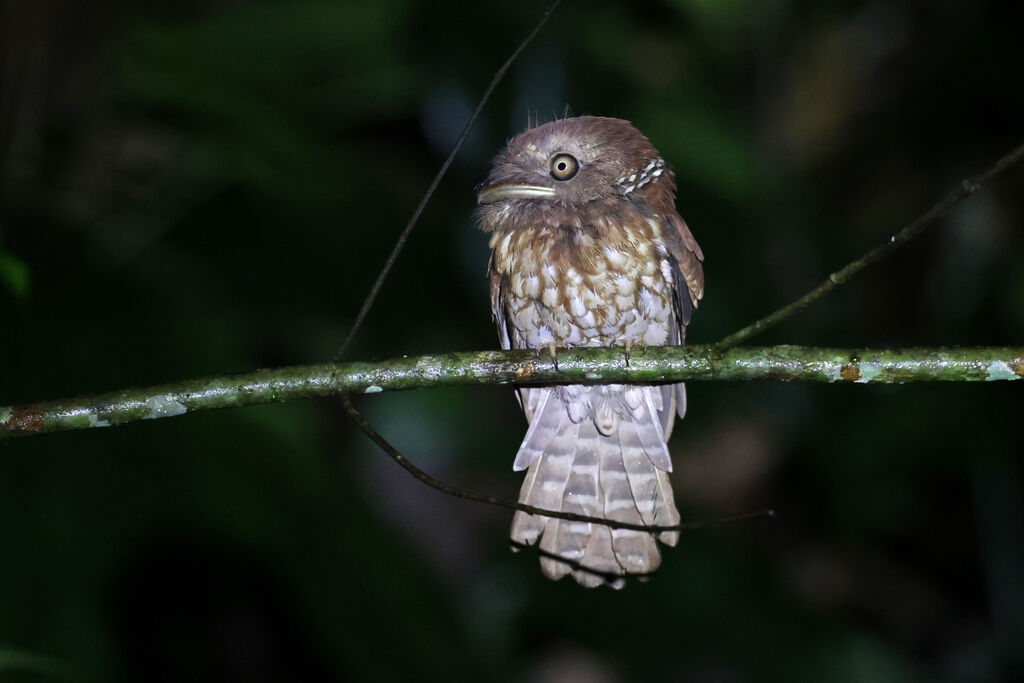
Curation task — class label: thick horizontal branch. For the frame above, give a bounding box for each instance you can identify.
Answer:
[2,345,1021,441]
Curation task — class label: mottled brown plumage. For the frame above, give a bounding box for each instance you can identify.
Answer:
[475,116,704,588]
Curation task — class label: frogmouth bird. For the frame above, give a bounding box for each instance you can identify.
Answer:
[475,116,705,588]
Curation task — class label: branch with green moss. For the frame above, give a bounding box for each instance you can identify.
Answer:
[2,345,1021,441]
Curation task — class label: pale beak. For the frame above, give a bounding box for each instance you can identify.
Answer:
[477,182,556,204]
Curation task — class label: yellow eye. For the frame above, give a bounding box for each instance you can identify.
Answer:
[549,153,579,181]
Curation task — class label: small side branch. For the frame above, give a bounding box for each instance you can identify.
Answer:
[713,140,1024,351]
[344,389,774,535]
[2,345,1021,441]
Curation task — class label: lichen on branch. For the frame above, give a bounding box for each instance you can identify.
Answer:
[2,345,1021,441]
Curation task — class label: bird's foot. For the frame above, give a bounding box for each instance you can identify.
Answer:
[623,340,633,367]
[547,342,559,372]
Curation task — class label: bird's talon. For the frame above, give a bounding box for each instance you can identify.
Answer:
[623,341,633,367]
[547,343,559,371]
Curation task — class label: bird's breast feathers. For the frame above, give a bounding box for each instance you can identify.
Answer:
[489,212,675,349]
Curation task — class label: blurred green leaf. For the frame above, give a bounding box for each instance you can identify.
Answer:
[116,0,417,204]
[641,98,761,202]
[0,647,74,680]
[0,251,30,301]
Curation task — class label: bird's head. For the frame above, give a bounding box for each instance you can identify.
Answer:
[476,116,675,231]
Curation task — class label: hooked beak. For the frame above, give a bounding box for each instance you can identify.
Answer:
[477,182,556,204]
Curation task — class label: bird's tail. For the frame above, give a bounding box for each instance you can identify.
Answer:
[510,386,680,588]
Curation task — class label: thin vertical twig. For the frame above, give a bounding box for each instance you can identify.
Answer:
[334,1,563,360]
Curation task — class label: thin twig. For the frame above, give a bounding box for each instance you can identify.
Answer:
[510,539,655,583]
[334,0,562,360]
[713,140,1024,352]
[342,395,774,533]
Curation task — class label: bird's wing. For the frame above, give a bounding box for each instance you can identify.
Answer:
[489,254,542,423]
[662,212,704,425]
[488,253,513,351]
[663,212,704,325]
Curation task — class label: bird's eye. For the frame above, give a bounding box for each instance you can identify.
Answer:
[549,153,579,181]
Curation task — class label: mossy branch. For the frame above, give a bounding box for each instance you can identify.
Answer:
[2,345,1021,441]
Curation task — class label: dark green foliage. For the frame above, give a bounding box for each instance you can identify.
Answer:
[1,1,1022,681]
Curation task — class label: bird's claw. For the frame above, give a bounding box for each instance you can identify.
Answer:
[547,343,559,372]
[623,340,632,367]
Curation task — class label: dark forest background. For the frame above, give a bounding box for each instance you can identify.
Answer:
[2,0,1023,681]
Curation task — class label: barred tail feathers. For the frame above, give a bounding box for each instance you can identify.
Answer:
[510,385,680,587]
